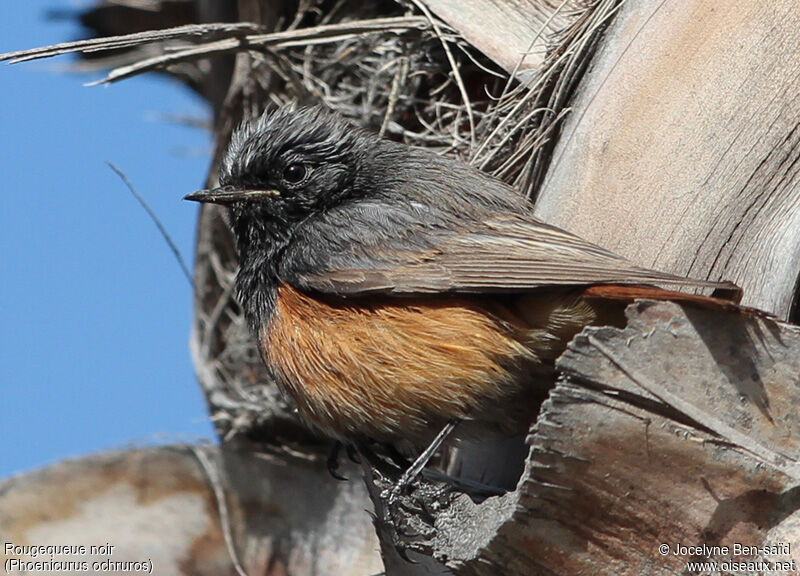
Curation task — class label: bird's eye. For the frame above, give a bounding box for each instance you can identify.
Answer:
[282,163,307,184]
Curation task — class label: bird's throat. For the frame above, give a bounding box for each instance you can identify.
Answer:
[232,210,292,336]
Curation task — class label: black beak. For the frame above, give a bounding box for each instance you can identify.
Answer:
[183,185,280,205]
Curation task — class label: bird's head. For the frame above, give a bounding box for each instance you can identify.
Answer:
[185,105,380,251]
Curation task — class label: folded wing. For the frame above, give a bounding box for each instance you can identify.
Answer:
[281,201,735,296]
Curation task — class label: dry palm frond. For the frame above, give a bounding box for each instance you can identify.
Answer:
[1,23,262,64]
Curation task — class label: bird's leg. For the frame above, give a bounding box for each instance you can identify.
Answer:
[326,441,348,481]
[391,419,460,501]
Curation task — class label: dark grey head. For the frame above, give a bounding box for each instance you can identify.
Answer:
[186,106,383,253]
[226,106,371,212]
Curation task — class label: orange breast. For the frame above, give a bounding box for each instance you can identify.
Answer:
[261,285,547,442]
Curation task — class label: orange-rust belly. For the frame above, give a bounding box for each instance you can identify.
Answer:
[260,285,547,442]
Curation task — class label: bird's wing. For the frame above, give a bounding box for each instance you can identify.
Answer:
[281,202,735,296]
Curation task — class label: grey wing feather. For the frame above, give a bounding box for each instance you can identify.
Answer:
[281,202,733,296]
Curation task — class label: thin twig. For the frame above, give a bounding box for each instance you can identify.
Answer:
[190,446,251,576]
[0,23,264,64]
[408,0,475,149]
[476,0,571,154]
[105,162,194,287]
[379,56,408,137]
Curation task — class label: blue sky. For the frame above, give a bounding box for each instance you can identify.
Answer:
[1,2,216,477]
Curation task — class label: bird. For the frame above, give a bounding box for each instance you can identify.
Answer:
[185,105,741,489]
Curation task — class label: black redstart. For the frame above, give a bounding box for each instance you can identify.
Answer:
[185,105,740,485]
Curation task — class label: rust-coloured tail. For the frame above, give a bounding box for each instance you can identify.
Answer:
[580,284,767,317]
